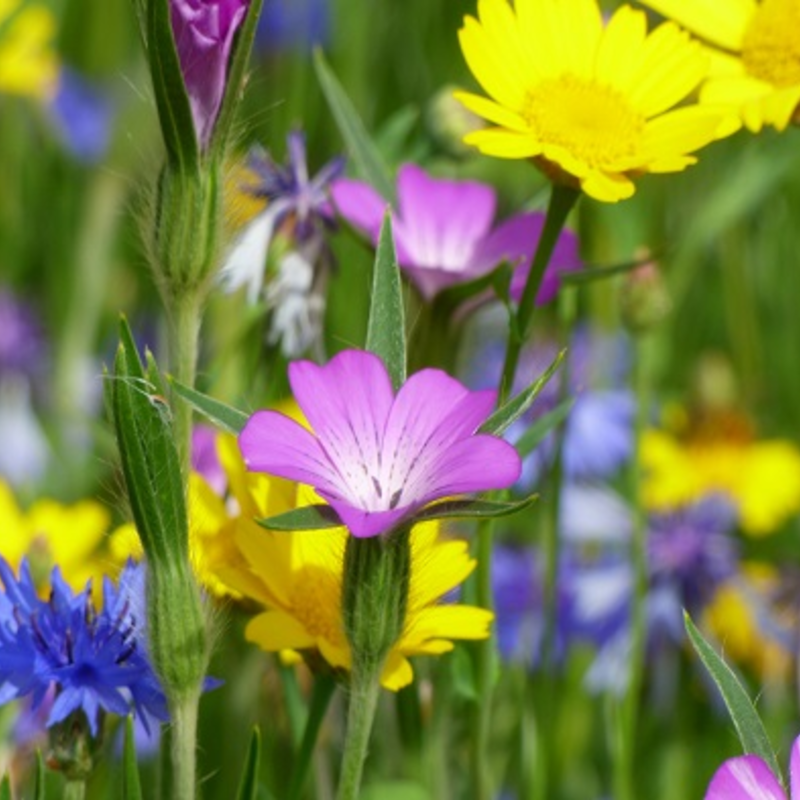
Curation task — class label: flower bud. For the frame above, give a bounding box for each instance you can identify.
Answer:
[619,256,671,333]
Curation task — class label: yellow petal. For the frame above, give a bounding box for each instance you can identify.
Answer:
[453,90,529,131]
[638,0,755,51]
[595,5,648,94]
[246,610,316,651]
[463,128,542,158]
[401,605,494,653]
[380,651,415,691]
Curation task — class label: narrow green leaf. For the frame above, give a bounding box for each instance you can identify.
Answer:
[211,0,265,157]
[684,612,780,778]
[112,317,188,566]
[514,398,575,458]
[414,495,537,523]
[560,254,656,286]
[235,727,262,800]
[123,717,143,800]
[169,377,249,435]
[33,751,45,800]
[0,775,11,800]
[366,214,406,390]
[147,0,199,169]
[480,351,565,436]
[257,505,344,532]
[288,676,337,800]
[313,49,395,203]
[435,261,514,312]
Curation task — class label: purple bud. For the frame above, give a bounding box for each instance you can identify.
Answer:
[170,0,249,150]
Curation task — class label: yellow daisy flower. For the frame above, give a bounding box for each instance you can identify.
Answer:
[0,0,58,99]
[641,412,800,535]
[222,519,493,691]
[703,563,792,681]
[641,0,800,131]
[454,0,736,202]
[0,479,110,590]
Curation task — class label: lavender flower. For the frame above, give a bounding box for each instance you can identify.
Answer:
[0,288,46,382]
[170,0,248,149]
[705,733,800,799]
[238,349,521,538]
[0,559,168,736]
[332,163,581,302]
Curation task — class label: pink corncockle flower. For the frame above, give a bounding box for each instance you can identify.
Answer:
[170,0,248,149]
[331,163,581,302]
[705,736,800,800]
[238,349,522,538]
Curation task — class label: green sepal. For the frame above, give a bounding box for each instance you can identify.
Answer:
[479,350,565,436]
[366,214,406,391]
[33,751,45,800]
[235,727,261,800]
[210,0,265,159]
[112,316,189,566]
[684,611,781,780]
[257,505,343,532]
[313,48,395,203]
[514,398,575,458]
[560,254,656,287]
[0,774,11,800]
[169,376,249,435]
[412,495,537,523]
[146,0,199,171]
[435,260,514,312]
[123,717,143,800]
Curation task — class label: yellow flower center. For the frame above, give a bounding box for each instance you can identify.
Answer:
[522,75,645,168]
[289,566,346,646]
[742,0,800,88]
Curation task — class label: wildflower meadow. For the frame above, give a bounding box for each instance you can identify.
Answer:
[3,0,800,798]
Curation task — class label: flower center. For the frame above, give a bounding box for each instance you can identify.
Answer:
[742,0,800,88]
[522,75,645,168]
[289,566,346,646]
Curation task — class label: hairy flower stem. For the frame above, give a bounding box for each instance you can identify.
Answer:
[336,666,382,800]
[171,690,201,800]
[499,183,580,404]
[64,780,86,800]
[613,334,652,800]
[168,289,203,477]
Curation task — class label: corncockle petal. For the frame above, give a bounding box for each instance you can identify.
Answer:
[239,410,343,496]
[240,349,520,537]
[395,164,496,270]
[792,735,800,800]
[330,178,387,240]
[705,755,787,800]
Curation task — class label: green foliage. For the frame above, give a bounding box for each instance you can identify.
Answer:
[684,612,781,781]
[122,718,143,800]
[235,727,262,800]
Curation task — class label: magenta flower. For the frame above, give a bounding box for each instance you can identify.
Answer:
[331,164,581,302]
[170,0,248,149]
[238,349,521,538]
[705,736,800,800]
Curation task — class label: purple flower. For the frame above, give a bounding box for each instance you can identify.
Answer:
[48,68,113,164]
[170,0,249,149]
[0,559,168,736]
[192,424,226,495]
[705,734,800,799]
[238,349,521,538]
[0,289,46,382]
[222,131,344,304]
[331,164,581,302]
[255,0,328,51]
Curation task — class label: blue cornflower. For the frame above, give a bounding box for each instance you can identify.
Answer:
[222,131,344,356]
[0,558,168,736]
[255,0,329,52]
[48,68,113,164]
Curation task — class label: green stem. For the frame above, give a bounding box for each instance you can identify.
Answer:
[64,780,86,800]
[171,691,201,800]
[336,666,382,800]
[499,184,580,403]
[613,334,651,800]
[289,674,337,800]
[168,290,203,477]
[470,517,496,800]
